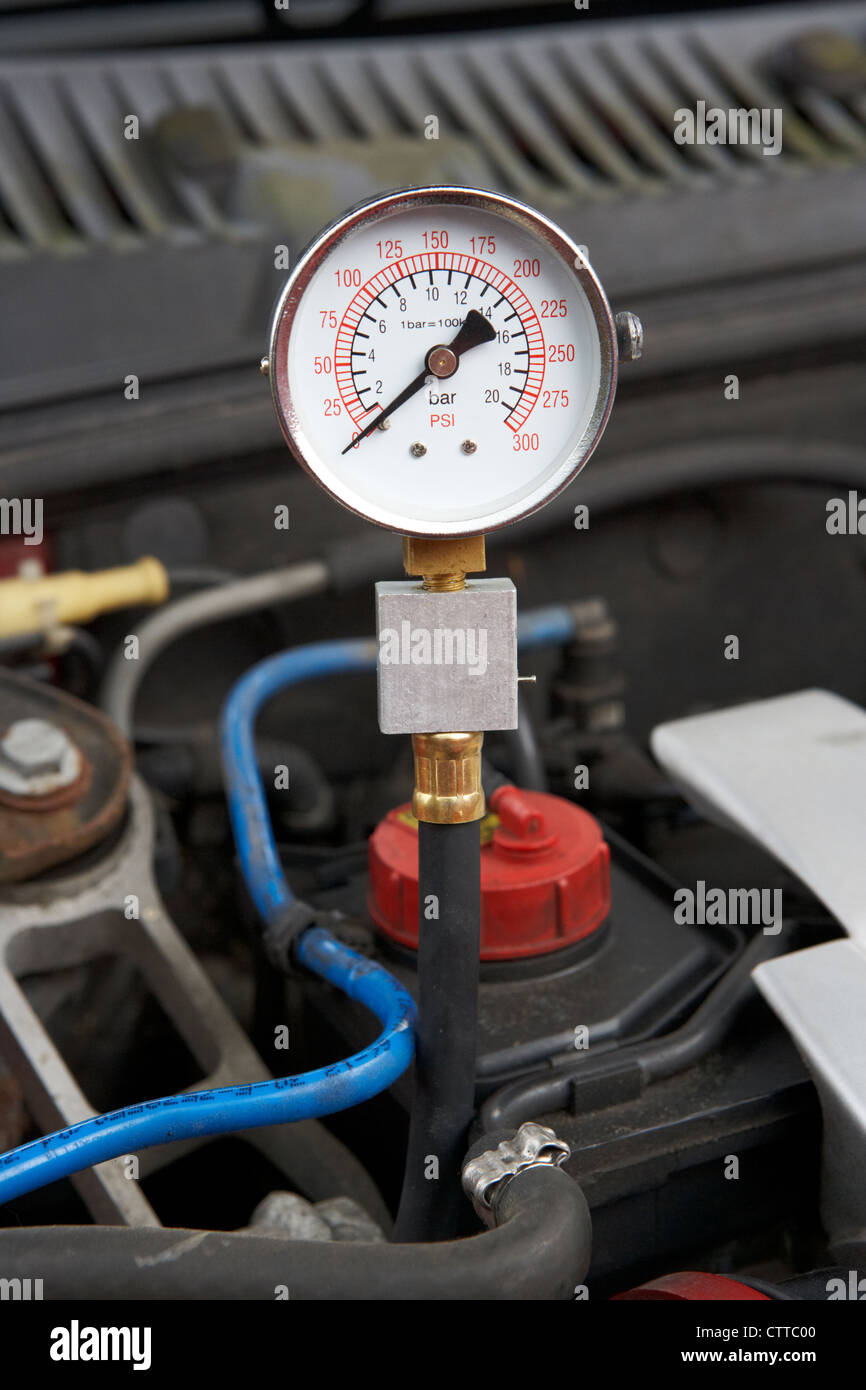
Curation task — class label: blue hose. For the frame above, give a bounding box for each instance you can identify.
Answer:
[0,603,576,1207]
[0,637,413,1210]
[221,607,577,923]
[0,931,414,1206]
[516,603,578,649]
[221,638,378,925]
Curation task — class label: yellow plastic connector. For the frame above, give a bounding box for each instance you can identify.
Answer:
[0,557,169,639]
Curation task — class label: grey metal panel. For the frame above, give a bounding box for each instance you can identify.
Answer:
[261,59,321,142]
[603,33,758,182]
[5,72,140,247]
[411,50,548,202]
[0,7,862,246]
[0,93,81,251]
[61,70,192,242]
[510,46,656,195]
[754,939,866,1245]
[651,690,866,942]
[794,88,866,155]
[460,46,600,198]
[558,42,706,187]
[315,53,405,140]
[649,31,786,172]
[216,58,299,144]
[267,57,355,141]
[0,3,864,429]
[687,30,844,165]
[0,1,260,52]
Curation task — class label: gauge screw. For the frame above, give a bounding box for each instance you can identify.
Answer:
[428,346,458,379]
[461,440,477,455]
[377,418,391,431]
[259,357,270,376]
[615,311,644,363]
[410,442,427,458]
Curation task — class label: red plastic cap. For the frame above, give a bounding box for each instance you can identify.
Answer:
[368,787,611,961]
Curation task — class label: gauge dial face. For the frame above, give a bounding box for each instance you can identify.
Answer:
[268,187,617,537]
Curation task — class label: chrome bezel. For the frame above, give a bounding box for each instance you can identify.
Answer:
[268,185,617,538]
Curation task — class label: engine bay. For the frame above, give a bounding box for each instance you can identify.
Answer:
[1,0,865,1340]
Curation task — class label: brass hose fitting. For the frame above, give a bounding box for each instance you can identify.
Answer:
[412,731,485,824]
[402,535,487,822]
[421,573,465,593]
[402,535,486,593]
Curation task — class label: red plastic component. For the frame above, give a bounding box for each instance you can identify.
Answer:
[612,1272,771,1301]
[368,787,611,961]
[0,532,52,579]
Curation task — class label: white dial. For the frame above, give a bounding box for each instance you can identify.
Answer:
[268,186,617,537]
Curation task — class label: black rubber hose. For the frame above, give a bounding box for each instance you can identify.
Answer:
[777,1266,866,1300]
[393,819,482,1242]
[733,1274,796,1300]
[135,733,333,824]
[481,757,510,796]
[481,930,789,1132]
[0,1164,590,1301]
[503,690,547,791]
[0,627,103,674]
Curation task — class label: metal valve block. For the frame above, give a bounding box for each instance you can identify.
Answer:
[375,578,517,735]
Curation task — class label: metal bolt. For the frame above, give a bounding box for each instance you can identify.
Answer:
[0,719,81,798]
[410,442,427,458]
[461,440,477,454]
[259,357,270,376]
[615,310,644,363]
[377,417,391,431]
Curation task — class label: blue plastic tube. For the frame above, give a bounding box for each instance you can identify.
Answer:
[221,638,379,926]
[220,608,577,924]
[0,929,414,1205]
[0,604,576,1207]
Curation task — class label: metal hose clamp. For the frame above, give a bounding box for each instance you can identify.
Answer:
[462,1122,571,1222]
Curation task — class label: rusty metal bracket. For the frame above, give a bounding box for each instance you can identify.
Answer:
[0,777,385,1226]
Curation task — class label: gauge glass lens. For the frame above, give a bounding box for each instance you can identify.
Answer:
[271,190,615,535]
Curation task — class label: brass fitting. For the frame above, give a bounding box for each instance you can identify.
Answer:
[412,730,485,824]
[0,558,169,639]
[403,535,486,593]
[403,537,487,822]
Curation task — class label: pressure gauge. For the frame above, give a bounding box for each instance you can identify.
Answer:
[266,186,626,538]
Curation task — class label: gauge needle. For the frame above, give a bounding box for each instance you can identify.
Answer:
[341,309,497,454]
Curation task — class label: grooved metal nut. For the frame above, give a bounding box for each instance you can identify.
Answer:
[412,730,485,824]
[462,1122,571,1222]
[0,719,82,797]
[615,310,644,363]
